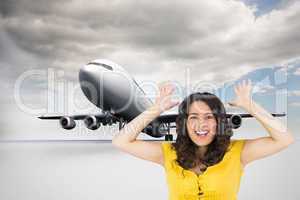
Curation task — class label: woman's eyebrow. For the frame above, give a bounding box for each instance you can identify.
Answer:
[188,112,214,115]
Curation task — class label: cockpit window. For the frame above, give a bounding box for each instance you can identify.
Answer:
[88,62,113,71]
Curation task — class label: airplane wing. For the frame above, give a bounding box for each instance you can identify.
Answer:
[155,113,286,123]
[38,112,286,139]
[38,112,120,130]
[225,113,286,118]
[39,112,121,121]
[151,112,286,139]
[155,114,178,123]
[39,115,90,120]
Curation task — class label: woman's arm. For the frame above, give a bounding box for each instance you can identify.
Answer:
[229,79,295,167]
[112,82,179,166]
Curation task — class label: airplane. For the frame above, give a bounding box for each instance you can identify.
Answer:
[39,59,286,141]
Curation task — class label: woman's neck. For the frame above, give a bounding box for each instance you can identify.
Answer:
[196,146,208,158]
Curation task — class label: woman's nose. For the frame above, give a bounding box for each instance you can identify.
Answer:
[195,120,208,129]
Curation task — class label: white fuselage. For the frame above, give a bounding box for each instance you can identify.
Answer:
[79,59,153,121]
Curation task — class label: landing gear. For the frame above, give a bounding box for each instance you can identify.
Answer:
[118,118,126,130]
[164,123,173,141]
[165,134,173,141]
[101,109,120,127]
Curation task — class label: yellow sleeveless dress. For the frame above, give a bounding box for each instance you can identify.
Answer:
[161,139,246,200]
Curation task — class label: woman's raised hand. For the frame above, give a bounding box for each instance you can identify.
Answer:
[228,79,253,111]
[154,81,180,113]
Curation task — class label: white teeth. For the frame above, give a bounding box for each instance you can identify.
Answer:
[195,130,208,136]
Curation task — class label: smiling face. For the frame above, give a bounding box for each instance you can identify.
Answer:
[186,101,217,146]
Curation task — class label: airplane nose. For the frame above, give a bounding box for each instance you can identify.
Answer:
[79,64,103,106]
[79,63,109,86]
[78,61,151,118]
[78,62,121,111]
[79,64,94,83]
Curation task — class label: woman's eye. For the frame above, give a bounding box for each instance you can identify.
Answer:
[189,115,213,121]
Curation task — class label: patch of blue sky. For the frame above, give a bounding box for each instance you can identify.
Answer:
[219,60,299,113]
[219,61,299,135]
[241,0,283,16]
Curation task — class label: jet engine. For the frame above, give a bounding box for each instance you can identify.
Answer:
[84,115,101,130]
[59,116,76,130]
[143,122,168,138]
[229,114,242,129]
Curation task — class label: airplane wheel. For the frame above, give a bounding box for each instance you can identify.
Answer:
[165,134,173,141]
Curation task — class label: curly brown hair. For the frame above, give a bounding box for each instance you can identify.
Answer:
[172,92,233,172]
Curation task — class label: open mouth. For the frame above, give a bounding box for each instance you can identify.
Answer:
[195,130,209,137]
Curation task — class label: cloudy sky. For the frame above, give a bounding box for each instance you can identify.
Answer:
[0,0,299,140]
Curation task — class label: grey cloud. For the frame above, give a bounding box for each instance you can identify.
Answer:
[0,1,250,68]
[1,0,299,83]
[0,0,299,137]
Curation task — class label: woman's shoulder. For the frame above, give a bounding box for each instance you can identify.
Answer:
[230,138,246,145]
[161,141,175,152]
[161,142,177,158]
[228,139,246,154]
[161,142,178,169]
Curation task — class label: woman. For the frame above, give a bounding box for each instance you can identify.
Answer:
[112,80,294,200]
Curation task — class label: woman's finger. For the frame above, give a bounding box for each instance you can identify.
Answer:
[170,100,180,108]
[237,83,242,93]
[247,79,252,89]
[234,86,238,94]
[247,79,251,86]
[241,81,245,89]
